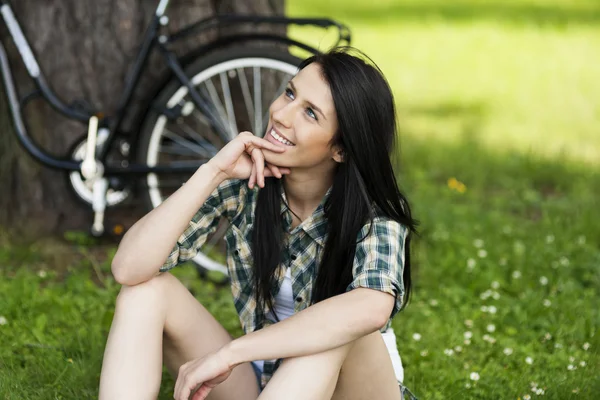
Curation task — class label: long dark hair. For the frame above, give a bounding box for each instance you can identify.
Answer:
[252,47,417,317]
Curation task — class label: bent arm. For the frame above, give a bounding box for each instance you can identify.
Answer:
[223,288,395,367]
[111,163,225,285]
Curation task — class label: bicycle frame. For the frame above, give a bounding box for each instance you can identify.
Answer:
[0,0,351,175]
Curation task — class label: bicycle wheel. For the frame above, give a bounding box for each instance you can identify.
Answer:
[138,46,304,277]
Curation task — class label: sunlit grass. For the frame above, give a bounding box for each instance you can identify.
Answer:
[287,0,600,165]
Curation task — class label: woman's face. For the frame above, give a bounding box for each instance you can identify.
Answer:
[262,63,341,170]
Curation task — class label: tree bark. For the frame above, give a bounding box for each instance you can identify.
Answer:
[0,0,284,236]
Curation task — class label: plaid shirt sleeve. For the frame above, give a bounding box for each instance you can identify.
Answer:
[160,179,245,272]
[346,217,408,319]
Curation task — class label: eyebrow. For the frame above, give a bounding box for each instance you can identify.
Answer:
[289,80,327,121]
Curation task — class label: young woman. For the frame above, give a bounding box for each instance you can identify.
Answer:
[99,47,418,400]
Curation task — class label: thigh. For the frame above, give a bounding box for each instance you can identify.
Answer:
[156,272,259,400]
[331,331,401,400]
[258,332,400,400]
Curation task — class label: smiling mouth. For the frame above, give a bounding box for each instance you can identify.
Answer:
[269,128,295,146]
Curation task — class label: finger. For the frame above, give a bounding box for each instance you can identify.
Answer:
[248,162,256,189]
[266,163,282,179]
[247,136,286,153]
[251,149,265,188]
[191,385,211,400]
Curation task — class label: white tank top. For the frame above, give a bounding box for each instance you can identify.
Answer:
[252,268,405,383]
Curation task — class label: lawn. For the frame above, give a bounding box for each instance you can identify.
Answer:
[1,0,599,399]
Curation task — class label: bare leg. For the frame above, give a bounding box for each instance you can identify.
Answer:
[258,331,400,400]
[99,272,259,400]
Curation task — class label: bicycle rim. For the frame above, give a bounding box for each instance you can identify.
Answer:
[141,49,302,275]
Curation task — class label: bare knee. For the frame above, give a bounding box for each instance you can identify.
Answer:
[115,272,174,310]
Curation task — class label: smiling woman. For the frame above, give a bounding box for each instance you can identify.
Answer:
[99,47,418,400]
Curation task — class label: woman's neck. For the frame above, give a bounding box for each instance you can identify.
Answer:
[282,169,333,224]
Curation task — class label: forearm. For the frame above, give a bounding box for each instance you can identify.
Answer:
[224,288,393,367]
[111,162,225,285]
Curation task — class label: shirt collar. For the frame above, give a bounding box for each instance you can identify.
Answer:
[280,184,331,247]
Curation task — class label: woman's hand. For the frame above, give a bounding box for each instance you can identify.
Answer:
[207,131,289,188]
[173,351,233,400]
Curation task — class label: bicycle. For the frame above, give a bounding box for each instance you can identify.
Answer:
[0,0,351,278]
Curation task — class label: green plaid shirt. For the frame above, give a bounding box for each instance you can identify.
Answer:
[160,179,408,388]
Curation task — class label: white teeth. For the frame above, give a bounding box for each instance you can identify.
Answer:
[270,129,293,146]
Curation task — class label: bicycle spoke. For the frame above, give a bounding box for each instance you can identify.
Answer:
[203,79,230,137]
[253,66,262,135]
[237,67,255,133]
[176,120,220,155]
[159,143,203,157]
[220,72,238,138]
[162,128,212,158]
[191,110,228,148]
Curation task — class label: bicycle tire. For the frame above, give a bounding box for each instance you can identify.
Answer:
[137,46,304,277]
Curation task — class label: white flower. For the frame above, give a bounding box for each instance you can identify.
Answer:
[523,395,531,400]
[543,299,552,307]
[420,350,428,357]
[478,249,488,258]
[483,334,496,344]
[469,372,480,381]
[536,388,545,395]
[412,333,422,341]
[525,356,533,365]
[37,270,48,278]
[465,382,472,389]
[569,356,575,363]
[559,256,570,266]
[567,364,576,371]
[481,305,488,312]
[582,342,590,351]
[473,239,484,248]
[555,343,563,349]
[467,258,477,270]
[512,270,522,279]
[480,290,491,300]
[487,324,496,333]
[491,281,500,289]
[492,291,500,300]
[546,235,555,244]
[540,276,548,285]
[454,346,463,352]
[503,347,513,355]
[577,235,586,245]
[464,319,473,328]
[429,299,438,307]
[464,339,471,345]
[544,332,552,340]
[580,361,586,367]
[0,316,7,326]
[488,305,497,314]
[444,348,454,356]
[464,331,473,339]
[499,257,507,266]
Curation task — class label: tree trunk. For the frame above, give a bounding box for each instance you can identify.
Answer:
[0,0,284,236]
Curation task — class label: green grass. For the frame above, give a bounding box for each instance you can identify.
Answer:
[1,0,599,398]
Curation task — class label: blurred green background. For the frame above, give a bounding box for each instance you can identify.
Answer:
[1,0,598,399]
